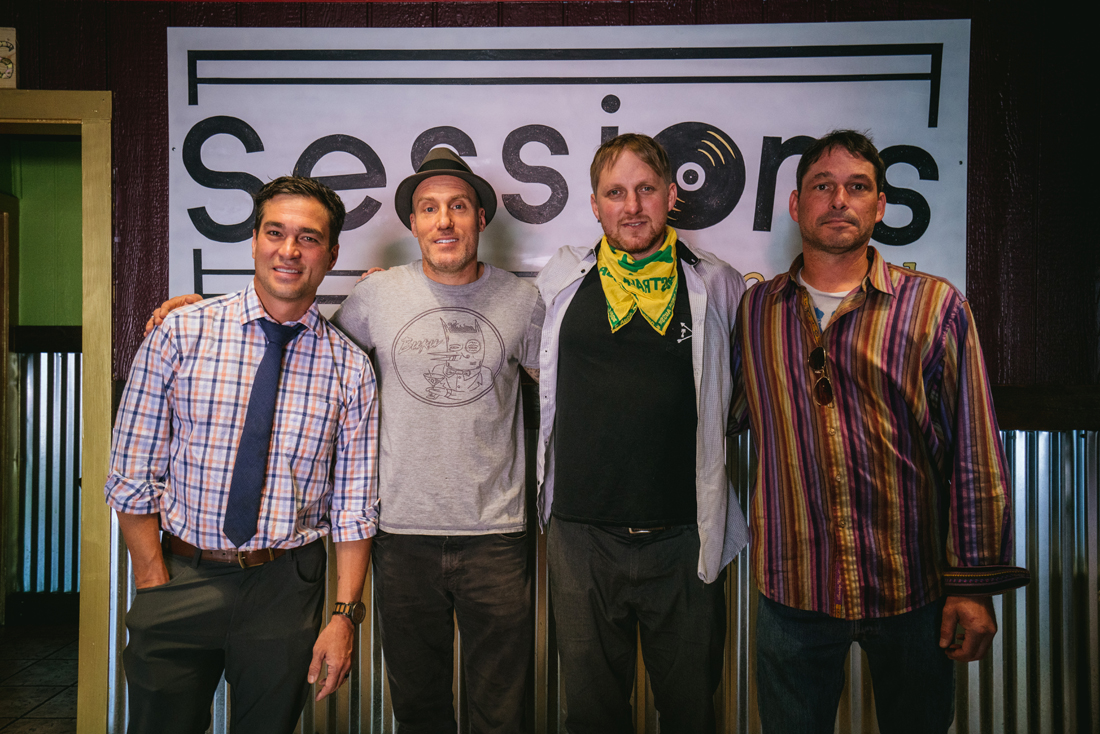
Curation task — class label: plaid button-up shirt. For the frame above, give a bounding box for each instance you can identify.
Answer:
[106,283,379,550]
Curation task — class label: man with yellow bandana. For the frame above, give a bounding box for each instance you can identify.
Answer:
[535,133,749,733]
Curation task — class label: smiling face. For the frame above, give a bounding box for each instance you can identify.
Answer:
[591,150,677,259]
[410,175,486,285]
[251,194,338,322]
[789,146,886,258]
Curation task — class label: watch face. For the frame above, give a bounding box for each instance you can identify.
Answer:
[337,601,367,625]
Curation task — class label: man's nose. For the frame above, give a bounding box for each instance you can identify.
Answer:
[830,187,849,209]
[278,236,300,258]
[624,191,642,213]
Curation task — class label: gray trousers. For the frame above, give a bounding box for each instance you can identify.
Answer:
[123,540,327,734]
[548,518,726,734]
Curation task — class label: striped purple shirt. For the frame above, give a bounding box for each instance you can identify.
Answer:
[105,283,379,550]
[731,248,1019,619]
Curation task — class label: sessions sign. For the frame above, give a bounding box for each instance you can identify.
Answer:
[167,21,971,307]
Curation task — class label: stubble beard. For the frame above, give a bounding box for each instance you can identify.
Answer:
[604,221,666,258]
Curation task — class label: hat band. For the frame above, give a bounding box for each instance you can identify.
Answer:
[419,158,471,175]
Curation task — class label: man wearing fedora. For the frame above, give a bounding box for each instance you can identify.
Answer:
[332,148,543,734]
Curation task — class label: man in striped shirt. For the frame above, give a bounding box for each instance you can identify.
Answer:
[731,130,1028,732]
[107,177,378,734]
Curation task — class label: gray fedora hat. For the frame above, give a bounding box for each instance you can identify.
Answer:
[394,147,497,230]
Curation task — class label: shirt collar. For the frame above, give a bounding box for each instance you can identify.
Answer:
[240,282,324,337]
[768,246,893,299]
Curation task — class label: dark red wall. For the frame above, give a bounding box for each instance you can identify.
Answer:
[2,1,1094,406]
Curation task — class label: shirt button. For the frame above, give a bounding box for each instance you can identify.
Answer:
[834,473,842,482]
[828,427,837,436]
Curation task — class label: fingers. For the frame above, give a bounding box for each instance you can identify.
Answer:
[357,267,384,283]
[306,646,325,687]
[314,659,351,701]
[144,294,203,337]
[938,605,959,650]
[941,595,998,662]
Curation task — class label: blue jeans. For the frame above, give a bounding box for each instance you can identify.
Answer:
[372,530,533,734]
[548,519,725,734]
[755,594,955,734]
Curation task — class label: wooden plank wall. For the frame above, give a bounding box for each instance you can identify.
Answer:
[0,0,1094,421]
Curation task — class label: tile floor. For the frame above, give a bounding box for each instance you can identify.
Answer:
[0,625,78,733]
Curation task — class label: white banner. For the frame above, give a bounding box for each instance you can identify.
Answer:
[167,21,970,309]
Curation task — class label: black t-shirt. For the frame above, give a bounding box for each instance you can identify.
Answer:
[551,259,698,527]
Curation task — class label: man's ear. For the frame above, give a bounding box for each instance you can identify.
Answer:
[327,243,340,272]
[251,230,259,260]
[788,190,800,224]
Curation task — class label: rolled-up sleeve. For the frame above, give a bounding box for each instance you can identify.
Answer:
[104,327,176,515]
[329,360,380,542]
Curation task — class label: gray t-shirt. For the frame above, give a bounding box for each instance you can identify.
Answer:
[332,262,544,534]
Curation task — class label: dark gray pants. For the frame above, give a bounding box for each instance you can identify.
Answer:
[372,530,533,734]
[548,519,726,734]
[123,541,327,734]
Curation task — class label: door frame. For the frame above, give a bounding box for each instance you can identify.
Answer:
[0,89,112,734]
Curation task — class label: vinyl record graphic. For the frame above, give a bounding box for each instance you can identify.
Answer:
[656,122,745,230]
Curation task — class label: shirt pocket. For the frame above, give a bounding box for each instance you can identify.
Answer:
[275,396,337,469]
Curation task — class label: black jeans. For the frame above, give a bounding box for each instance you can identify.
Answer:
[547,518,726,734]
[372,530,533,734]
[755,594,956,734]
[123,540,327,734]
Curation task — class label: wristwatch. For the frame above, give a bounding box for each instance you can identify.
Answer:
[332,601,367,625]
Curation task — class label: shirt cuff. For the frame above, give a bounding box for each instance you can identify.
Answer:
[943,565,1031,596]
[329,510,378,543]
[103,474,164,516]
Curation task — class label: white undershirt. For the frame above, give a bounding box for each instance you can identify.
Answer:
[797,269,852,331]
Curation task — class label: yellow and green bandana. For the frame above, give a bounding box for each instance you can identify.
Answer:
[596,227,679,335]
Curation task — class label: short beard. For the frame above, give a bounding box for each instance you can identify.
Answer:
[605,226,666,257]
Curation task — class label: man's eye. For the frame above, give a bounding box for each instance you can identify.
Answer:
[266,230,282,237]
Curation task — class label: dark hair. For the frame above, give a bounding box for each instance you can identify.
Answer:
[252,176,346,246]
[590,133,672,193]
[796,130,885,194]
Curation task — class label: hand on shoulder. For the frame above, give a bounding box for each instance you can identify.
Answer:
[144,293,204,337]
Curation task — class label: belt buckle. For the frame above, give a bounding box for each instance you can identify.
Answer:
[627,526,669,535]
[237,548,275,568]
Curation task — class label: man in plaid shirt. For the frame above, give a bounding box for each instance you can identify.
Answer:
[106,177,378,734]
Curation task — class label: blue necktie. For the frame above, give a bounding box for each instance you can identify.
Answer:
[223,319,305,548]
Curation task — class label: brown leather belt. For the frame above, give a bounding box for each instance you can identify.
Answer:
[163,533,287,569]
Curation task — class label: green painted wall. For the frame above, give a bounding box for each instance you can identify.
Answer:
[5,138,82,326]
